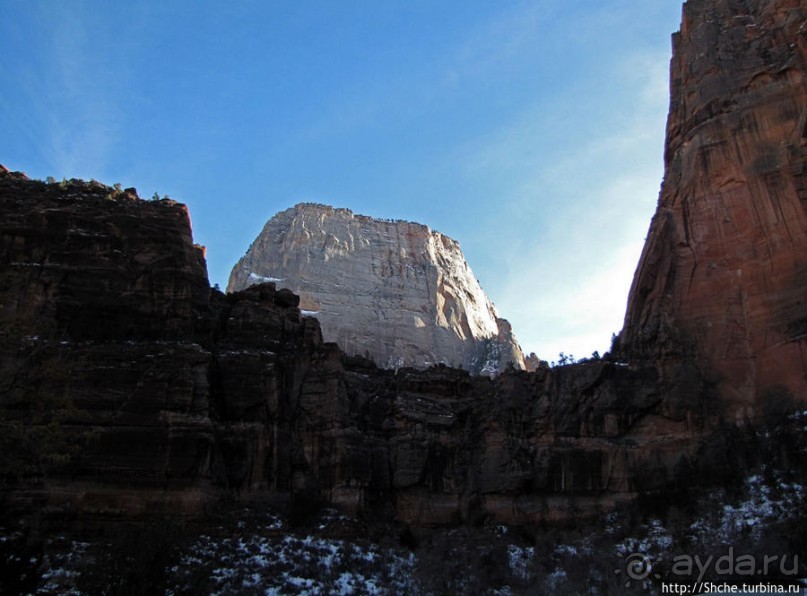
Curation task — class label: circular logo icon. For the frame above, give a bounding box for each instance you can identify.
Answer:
[625,553,653,581]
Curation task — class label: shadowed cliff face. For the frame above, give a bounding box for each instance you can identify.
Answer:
[228,203,526,375]
[0,173,210,341]
[1,0,806,527]
[620,0,807,421]
[0,171,337,513]
[0,170,726,525]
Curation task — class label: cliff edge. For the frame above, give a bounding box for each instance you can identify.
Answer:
[228,203,527,374]
[620,0,807,421]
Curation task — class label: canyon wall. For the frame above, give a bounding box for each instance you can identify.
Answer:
[228,203,526,375]
[620,0,807,421]
[0,171,336,514]
[2,0,807,528]
[0,170,717,525]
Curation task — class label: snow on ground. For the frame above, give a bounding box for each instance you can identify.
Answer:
[690,473,805,544]
[13,470,806,595]
[507,544,535,582]
[615,519,673,559]
[168,532,416,594]
[37,538,89,595]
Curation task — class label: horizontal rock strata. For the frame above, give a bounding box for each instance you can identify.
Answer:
[0,170,733,526]
[2,0,806,530]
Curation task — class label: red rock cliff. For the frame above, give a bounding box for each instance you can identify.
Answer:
[0,170,717,525]
[0,171,332,515]
[621,0,807,421]
[3,0,807,528]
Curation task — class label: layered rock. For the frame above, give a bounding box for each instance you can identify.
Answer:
[0,172,214,511]
[228,203,526,374]
[0,169,726,527]
[0,171,334,515]
[620,0,807,421]
[3,0,807,531]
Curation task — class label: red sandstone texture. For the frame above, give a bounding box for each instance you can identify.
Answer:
[621,0,807,420]
[2,0,807,528]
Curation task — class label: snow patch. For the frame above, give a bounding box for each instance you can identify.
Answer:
[508,544,535,582]
[166,528,416,594]
[248,272,284,283]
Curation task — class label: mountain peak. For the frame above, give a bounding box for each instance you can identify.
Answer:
[229,204,526,374]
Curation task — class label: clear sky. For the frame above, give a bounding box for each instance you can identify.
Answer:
[1,0,684,363]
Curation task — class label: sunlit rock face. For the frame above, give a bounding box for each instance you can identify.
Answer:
[228,203,526,374]
[620,0,807,421]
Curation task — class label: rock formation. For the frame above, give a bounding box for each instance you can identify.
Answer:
[1,0,806,530]
[228,203,526,374]
[620,0,807,422]
[0,172,214,507]
[0,171,335,514]
[0,169,720,526]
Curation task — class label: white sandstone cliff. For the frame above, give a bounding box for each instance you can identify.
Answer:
[227,203,526,374]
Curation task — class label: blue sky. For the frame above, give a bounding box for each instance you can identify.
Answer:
[1,0,683,362]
